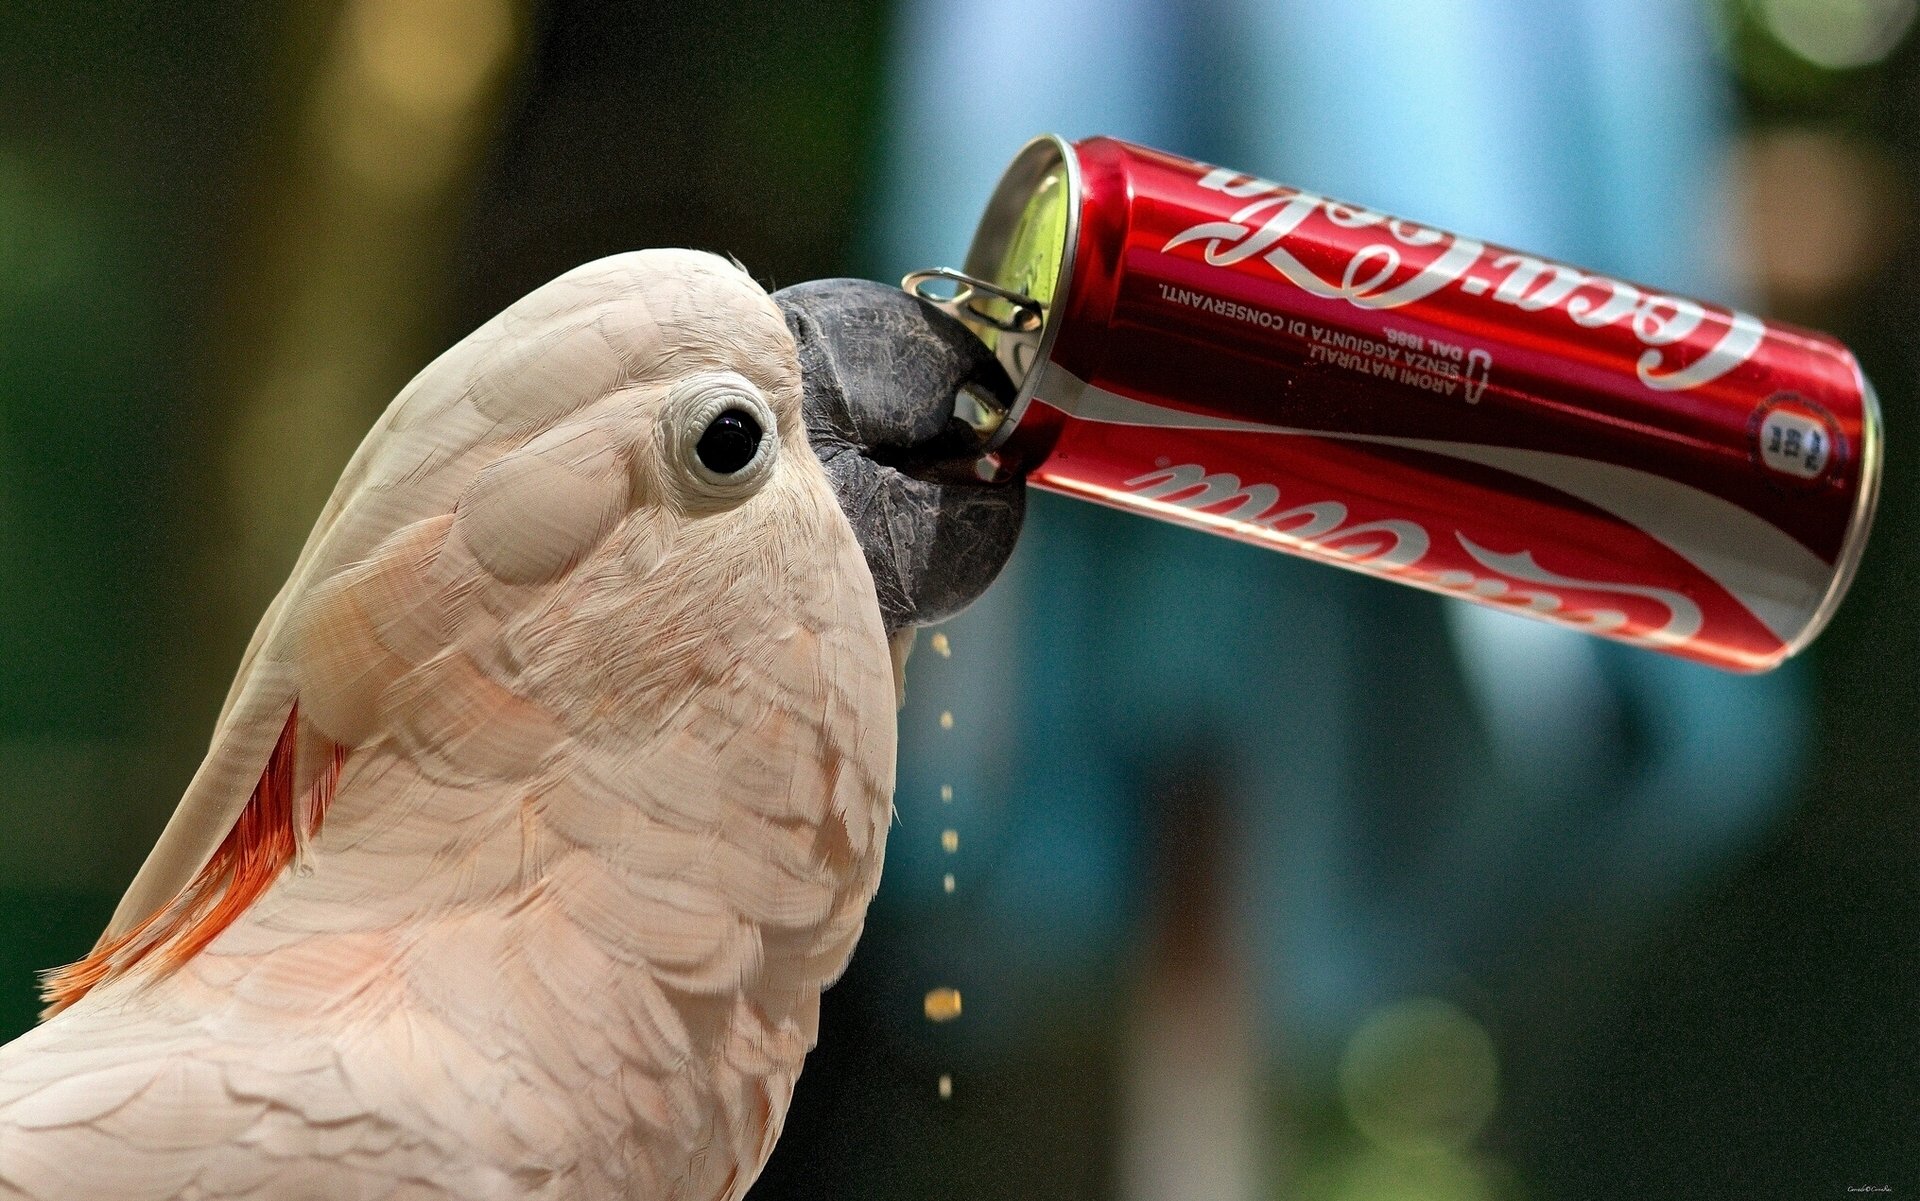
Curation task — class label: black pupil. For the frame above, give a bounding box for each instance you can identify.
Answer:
[695,409,762,475]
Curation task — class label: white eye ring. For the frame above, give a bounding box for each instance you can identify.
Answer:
[663,371,779,503]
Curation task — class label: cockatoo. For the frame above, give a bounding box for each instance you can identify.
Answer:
[0,250,1024,1199]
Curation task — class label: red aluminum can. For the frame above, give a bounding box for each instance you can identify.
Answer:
[909,135,1883,672]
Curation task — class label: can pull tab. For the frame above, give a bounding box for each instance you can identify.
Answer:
[904,268,1046,401]
[903,269,1044,334]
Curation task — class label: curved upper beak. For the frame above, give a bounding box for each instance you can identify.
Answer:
[775,278,1027,635]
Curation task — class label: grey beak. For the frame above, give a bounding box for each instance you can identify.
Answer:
[775,278,1027,634]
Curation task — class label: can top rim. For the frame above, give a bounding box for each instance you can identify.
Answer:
[959,133,1079,453]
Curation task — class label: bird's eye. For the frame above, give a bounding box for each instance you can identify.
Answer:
[664,371,779,505]
[695,408,764,476]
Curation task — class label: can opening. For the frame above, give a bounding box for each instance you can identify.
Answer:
[903,134,1079,450]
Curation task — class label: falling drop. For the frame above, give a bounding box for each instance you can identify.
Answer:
[943,872,956,893]
[939,710,954,730]
[940,784,953,803]
[938,1074,954,1100]
[931,631,952,658]
[941,829,959,853]
[924,987,963,1022]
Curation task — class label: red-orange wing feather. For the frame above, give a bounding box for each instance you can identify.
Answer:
[39,704,346,1016]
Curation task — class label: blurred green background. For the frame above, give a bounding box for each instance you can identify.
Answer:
[0,1,1912,1198]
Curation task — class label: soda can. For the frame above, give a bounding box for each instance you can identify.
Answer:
[908,135,1883,672]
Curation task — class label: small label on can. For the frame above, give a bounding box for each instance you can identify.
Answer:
[1750,393,1842,486]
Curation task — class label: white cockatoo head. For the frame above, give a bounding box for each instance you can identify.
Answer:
[49,249,1026,1015]
[14,249,1025,1201]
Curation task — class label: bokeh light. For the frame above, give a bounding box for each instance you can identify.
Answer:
[319,0,516,200]
[1753,0,1918,69]
[348,0,513,122]
[1338,998,1499,1156]
[1732,126,1906,311]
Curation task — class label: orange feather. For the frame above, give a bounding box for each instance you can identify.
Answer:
[38,704,346,1016]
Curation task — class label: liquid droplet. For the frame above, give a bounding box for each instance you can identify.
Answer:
[938,1074,953,1099]
[943,872,955,893]
[939,710,954,730]
[940,784,953,803]
[941,829,959,853]
[924,987,963,1022]
[930,632,952,658]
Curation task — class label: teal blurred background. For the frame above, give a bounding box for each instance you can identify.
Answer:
[0,1,1913,1198]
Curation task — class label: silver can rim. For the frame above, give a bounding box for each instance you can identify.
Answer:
[1779,362,1885,662]
[959,133,1081,454]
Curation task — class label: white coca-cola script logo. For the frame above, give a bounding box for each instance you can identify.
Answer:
[1124,463,1704,647]
[1126,463,1429,567]
[1162,168,1765,393]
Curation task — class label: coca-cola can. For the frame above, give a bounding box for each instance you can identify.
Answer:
[909,135,1883,672]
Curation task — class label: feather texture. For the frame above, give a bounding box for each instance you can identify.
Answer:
[0,250,896,1199]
